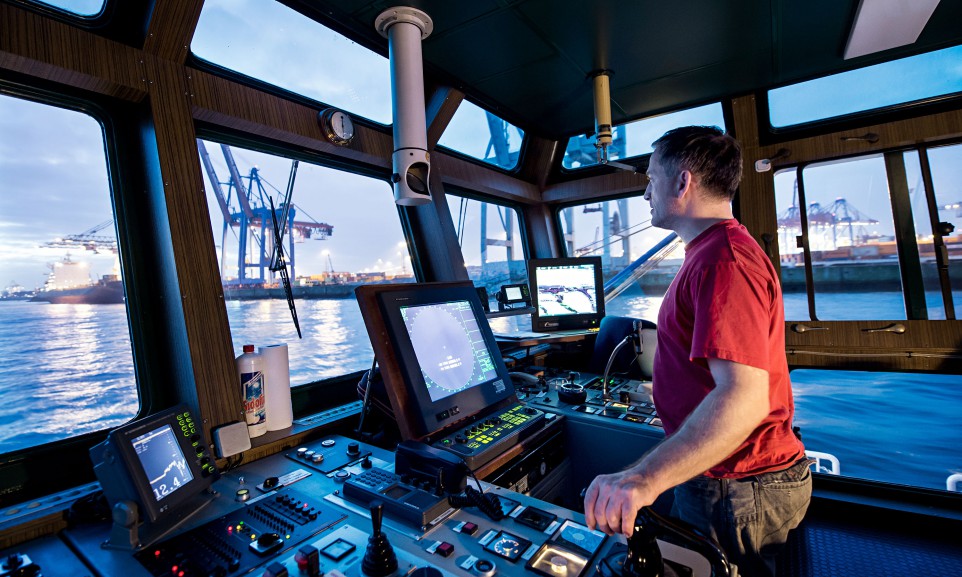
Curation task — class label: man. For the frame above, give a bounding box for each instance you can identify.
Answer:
[583,126,810,576]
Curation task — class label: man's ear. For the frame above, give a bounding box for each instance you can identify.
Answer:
[675,169,693,198]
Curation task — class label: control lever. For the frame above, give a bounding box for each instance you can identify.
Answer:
[623,507,731,577]
[361,500,398,577]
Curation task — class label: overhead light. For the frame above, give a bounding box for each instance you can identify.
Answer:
[844,0,940,60]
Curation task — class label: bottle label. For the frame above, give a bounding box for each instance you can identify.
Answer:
[241,371,267,426]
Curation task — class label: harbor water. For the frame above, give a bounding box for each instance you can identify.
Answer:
[1,292,960,492]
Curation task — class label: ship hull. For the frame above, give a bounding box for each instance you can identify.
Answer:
[31,281,124,304]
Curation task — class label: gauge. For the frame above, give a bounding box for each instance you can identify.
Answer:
[318,108,355,146]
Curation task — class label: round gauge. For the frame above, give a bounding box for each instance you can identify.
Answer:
[318,108,355,146]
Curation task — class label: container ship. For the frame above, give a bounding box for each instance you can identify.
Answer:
[30,256,124,305]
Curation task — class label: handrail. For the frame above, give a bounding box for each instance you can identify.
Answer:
[947,473,962,492]
[604,232,680,301]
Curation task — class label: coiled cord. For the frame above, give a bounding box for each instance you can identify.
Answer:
[448,486,504,521]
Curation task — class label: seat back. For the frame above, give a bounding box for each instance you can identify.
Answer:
[588,316,657,380]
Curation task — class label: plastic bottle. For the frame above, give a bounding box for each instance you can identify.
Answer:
[236,344,268,438]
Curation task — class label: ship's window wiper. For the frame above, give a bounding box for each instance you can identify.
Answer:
[268,162,302,338]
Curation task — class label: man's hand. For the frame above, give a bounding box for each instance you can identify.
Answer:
[583,470,658,536]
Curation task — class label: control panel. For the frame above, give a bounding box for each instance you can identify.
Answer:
[43,432,713,577]
[433,404,547,469]
[522,373,664,431]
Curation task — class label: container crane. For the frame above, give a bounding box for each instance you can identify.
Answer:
[43,220,118,254]
[197,140,333,284]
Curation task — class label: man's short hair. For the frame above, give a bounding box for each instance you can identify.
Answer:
[652,126,742,200]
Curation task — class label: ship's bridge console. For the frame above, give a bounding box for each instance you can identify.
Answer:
[1,282,732,577]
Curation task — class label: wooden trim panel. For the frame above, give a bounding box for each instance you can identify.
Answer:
[0,3,146,101]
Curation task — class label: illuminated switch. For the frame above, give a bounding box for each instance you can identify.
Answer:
[462,522,479,535]
[436,542,455,557]
[295,544,320,576]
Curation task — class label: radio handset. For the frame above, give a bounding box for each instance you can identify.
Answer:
[395,440,468,494]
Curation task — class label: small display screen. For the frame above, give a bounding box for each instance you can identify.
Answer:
[505,286,523,301]
[400,300,500,403]
[533,263,598,316]
[131,424,193,502]
[321,538,356,561]
[552,520,606,556]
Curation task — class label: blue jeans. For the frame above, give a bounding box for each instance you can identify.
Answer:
[671,458,813,577]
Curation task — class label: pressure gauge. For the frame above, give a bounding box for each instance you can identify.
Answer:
[318,108,355,146]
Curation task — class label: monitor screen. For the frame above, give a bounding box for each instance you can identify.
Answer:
[400,300,500,403]
[357,282,517,440]
[505,286,523,301]
[131,423,194,502]
[91,405,217,524]
[528,256,605,331]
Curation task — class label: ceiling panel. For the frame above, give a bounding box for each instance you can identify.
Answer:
[286,0,962,139]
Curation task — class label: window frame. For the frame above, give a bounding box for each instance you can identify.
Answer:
[434,99,529,176]
[194,126,423,389]
[443,186,531,289]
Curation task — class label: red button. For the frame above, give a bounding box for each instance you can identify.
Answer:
[462,522,478,535]
[436,542,454,557]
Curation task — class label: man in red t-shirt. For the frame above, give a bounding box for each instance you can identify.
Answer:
[584,126,810,576]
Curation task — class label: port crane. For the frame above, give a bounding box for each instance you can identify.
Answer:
[42,220,118,254]
[197,140,333,284]
[777,178,880,250]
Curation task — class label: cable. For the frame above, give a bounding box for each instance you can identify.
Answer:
[356,358,379,435]
[446,464,505,521]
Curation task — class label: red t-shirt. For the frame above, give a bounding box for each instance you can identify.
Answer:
[653,219,805,478]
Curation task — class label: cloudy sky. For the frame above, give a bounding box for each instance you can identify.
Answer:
[2,0,962,290]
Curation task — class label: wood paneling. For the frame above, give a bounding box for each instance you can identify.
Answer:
[425,85,464,148]
[541,169,647,204]
[143,54,242,437]
[143,0,205,63]
[433,151,540,204]
[731,95,780,264]
[517,134,562,191]
[0,3,146,100]
[188,68,393,170]
[755,108,962,169]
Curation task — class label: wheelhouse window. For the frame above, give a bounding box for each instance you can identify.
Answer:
[198,140,411,382]
[768,44,962,128]
[192,0,391,124]
[445,193,525,311]
[25,0,105,17]
[792,369,961,493]
[437,101,525,170]
[562,103,726,170]
[558,196,683,323]
[0,94,137,454]
[775,146,962,321]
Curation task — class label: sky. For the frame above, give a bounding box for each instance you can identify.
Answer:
[2,0,962,289]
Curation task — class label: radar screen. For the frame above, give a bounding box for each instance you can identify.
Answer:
[132,424,193,502]
[401,300,499,402]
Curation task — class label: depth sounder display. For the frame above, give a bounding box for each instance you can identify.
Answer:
[401,300,498,402]
[132,424,193,501]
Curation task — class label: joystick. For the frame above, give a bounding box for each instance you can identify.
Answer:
[624,510,662,577]
[361,500,398,577]
[612,507,731,577]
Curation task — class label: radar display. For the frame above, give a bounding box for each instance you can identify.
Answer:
[401,300,498,402]
[132,424,193,502]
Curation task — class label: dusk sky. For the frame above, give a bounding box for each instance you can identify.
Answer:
[2,0,962,290]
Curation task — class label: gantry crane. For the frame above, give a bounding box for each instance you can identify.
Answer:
[197,140,333,284]
[43,220,118,254]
